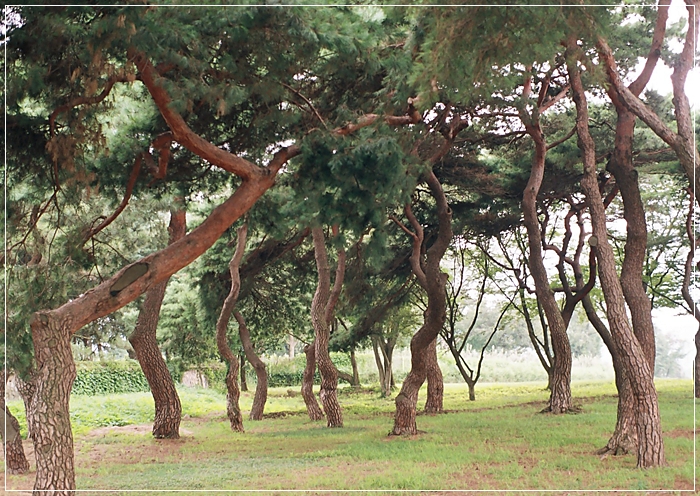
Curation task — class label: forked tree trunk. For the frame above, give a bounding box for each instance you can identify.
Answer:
[1,370,30,474]
[424,338,444,413]
[301,341,324,420]
[519,96,573,414]
[391,170,452,435]
[25,52,302,493]
[568,48,664,467]
[129,207,185,439]
[311,226,344,428]
[235,311,267,420]
[215,224,249,433]
[28,316,76,495]
[372,335,395,397]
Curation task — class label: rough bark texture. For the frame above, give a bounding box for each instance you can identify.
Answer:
[235,311,268,420]
[391,170,452,435]
[14,375,35,442]
[301,341,324,421]
[568,45,664,467]
[215,224,248,433]
[311,226,344,428]
[583,296,637,455]
[519,81,573,414]
[239,351,248,393]
[1,370,30,474]
[29,316,77,495]
[424,339,444,413]
[129,208,185,439]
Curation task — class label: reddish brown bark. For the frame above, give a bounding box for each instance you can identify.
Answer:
[301,341,324,421]
[311,226,345,428]
[216,224,249,432]
[129,207,186,439]
[424,339,444,413]
[234,311,268,420]
[519,78,573,414]
[597,1,699,207]
[1,370,30,474]
[391,170,452,435]
[567,44,664,467]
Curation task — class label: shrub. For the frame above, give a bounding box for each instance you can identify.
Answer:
[72,360,150,395]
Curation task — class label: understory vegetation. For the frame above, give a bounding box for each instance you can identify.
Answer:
[3,380,694,493]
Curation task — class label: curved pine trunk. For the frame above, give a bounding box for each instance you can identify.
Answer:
[235,311,267,420]
[391,171,452,435]
[301,341,324,421]
[215,224,249,433]
[568,49,664,467]
[311,227,343,428]
[1,370,30,474]
[129,208,185,439]
[521,118,573,414]
[424,338,443,413]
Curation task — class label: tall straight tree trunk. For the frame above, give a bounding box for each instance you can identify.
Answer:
[215,224,249,433]
[350,349,360,387]
[311,226,345,428]
[424,338,444,413]
[568,45,664,467]
[519,84,573,414]
[235,311,267,420]
[301,341,324,420]
[239,351,248,392]
[1,369,30,474]
[129,207,186,439]
[391,170,452,435]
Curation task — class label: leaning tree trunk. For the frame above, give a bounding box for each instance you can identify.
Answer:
[215,224,249,433]
[1,369,30,474]
[311,226,344,428]
[129,207,185,439]
[424,338,444,413]
[568,47,664,467]
[301,341,324,421]
[519,101,573,414]
[391,170,452,435]
[29,316,76,495]
[235,311,267,420]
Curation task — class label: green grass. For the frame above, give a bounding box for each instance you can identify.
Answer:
[4,380,696,494]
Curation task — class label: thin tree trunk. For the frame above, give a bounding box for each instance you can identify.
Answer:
[14,375,35,442]
[235,311,267,420]
[391,170,452,435]
[301,341,324,420]
[215,224,249,433]
[568,45,664,467]
[311,226,344,428]
[129,207,185,439]
[350,349,360,387]
[696,325,700,399]
[519,86,573,413]
[1,370,30,474]
[424,338,444,413]
[239,351,248,393]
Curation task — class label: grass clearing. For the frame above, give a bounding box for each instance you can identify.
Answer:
[3,379,695,493]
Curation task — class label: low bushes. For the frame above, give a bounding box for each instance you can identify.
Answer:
[72,360,150,395]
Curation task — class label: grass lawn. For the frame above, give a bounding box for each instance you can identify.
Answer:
[3,379,695,494]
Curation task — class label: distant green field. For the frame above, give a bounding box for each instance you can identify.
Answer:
[4,380,695,494]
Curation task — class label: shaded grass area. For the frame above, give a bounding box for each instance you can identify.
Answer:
[4,380,695,493]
